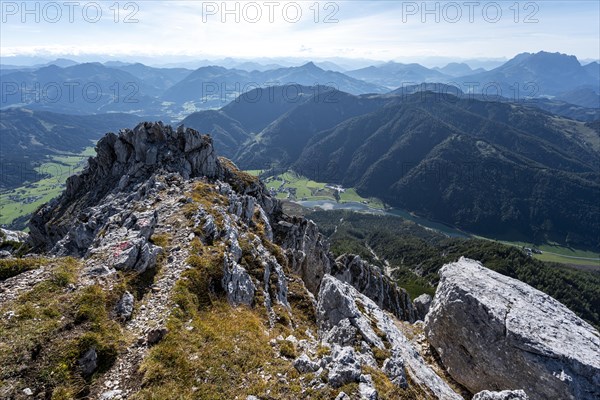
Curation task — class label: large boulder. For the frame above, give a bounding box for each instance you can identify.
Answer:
[425,257,600,400]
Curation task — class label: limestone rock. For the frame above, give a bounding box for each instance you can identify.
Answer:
[275,218,332,295]
[358,374,378,400]
[316,275,383,348]
[317,275,463,399]
[100,389,124,400]
[321,318,359,347]
[382,349,408,388]
[222,255,256,306]
[28,122,223,253]
[293,353,320,374]
[0,228,28,245]
[332,254,416,322]
[116,291,134,321]
[78,347,98,377]
[327,346,362,387]
[425,257,600,400]
[0,228,28,255]
[473,390,529,400]
[413,293,432,320]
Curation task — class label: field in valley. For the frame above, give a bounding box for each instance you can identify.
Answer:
[0,147,96,229]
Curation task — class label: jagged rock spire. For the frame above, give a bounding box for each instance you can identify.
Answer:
[28,122,222,252]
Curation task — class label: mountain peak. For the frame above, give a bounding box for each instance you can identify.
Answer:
[37,64,63,72]
[300,61,322,71]
[28,122,224,253]
[507,51,580,67]
[46,58,78,67]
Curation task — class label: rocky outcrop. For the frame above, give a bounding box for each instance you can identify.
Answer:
[29,122,223,253]
[219,210,257,307]
[23,121,299,315]
[0,228,28,256]
[205,187,289,314]
[274,218,332,295]
[317,274,463,399]
[85,208,162,272]
[292,354,320,374]
[425,257,600,400]
[327,346,363,388]
[220,158,281,221]
[332,254,416,322]
[0,228,28,245]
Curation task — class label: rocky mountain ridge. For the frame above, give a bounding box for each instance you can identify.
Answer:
[0,122,598,399]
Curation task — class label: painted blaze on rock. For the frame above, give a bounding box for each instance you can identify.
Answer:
[425,257,600,400]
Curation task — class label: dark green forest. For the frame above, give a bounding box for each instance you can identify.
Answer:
[308,210,600,329]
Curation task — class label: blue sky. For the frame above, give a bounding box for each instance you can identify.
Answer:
[1,1,599,64]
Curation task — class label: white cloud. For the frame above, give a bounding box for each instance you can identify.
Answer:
[1,1,598,61]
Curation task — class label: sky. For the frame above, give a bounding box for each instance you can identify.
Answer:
[1,0,599,66]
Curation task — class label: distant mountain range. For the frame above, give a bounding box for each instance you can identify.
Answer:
[347,52,599,108]
[432,62,485,77]
[0,63,163,114]
[175,84,600,249]
[0,58,79,70]
[110,63,192,92]
[1,52,599,248]
[293,94,599,249]
[456,52,599,101]
[163,62,386,108]
[346,62,449,88]
[1,52,598,116]
[0,109,145,189]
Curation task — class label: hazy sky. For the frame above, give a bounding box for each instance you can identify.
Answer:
[1,0,599,64]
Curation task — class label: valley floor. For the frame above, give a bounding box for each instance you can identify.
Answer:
[2,160,598,269]
[0,147,95,230]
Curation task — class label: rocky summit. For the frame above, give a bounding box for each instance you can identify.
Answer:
[0,122,598,399]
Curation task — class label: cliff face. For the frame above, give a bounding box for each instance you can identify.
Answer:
[274,217,333,295]
[331,254,417,322]
[2,122,597,400]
